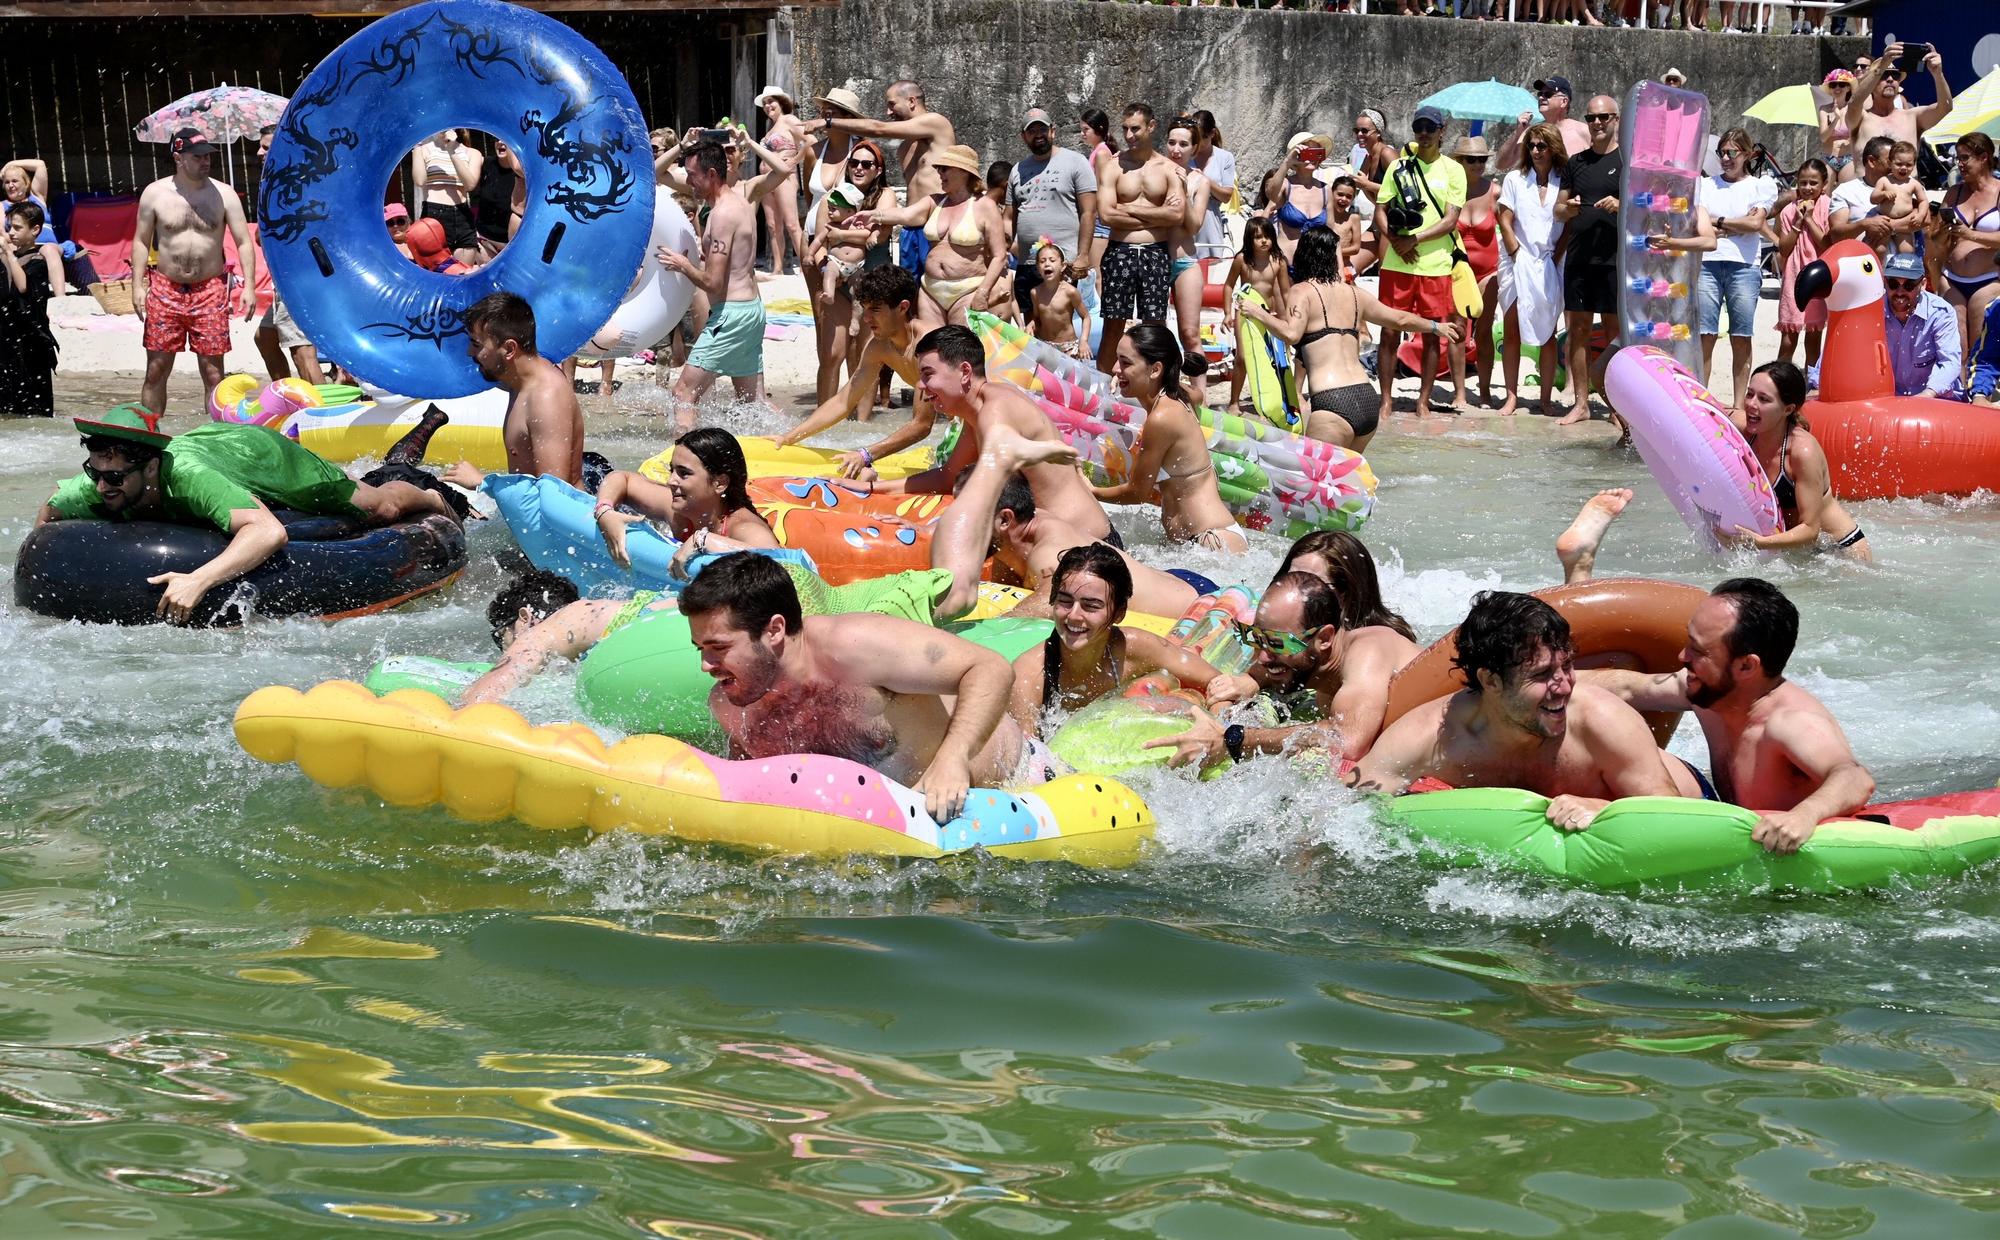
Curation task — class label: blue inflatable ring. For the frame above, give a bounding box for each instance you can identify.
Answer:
[259,0,653,397]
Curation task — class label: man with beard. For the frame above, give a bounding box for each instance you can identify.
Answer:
[1005,107,1097,320]
[1581,578,1874,854]
[1345,590,1687,830]
[441,291,585,489]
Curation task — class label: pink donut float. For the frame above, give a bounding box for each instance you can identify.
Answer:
[1605,345,1779,548]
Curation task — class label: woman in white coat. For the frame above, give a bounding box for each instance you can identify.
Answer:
[1496,122,1567,417]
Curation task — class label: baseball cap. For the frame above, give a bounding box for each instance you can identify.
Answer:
[825,181,865,210]
[1533,76,1574,99]
[1021,107,1054,129]
[170,127,216,156]
[383,202,410,222]
[1413,105,1447,129]
[1883,253,1926,281]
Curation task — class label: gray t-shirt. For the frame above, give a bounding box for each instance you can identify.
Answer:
[1007,146,1098,260]
[1194,147,1238,254]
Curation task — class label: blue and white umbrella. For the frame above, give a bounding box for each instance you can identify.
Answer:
[1418,80,1543,126]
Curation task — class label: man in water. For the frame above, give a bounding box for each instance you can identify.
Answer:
[1148,571,1421,767]
[1345,590,1689,829]
[681,551,1020,821]
[662,140,767,428]
[804,79,957,278]
[1095,103,1184,369]
[441,292,585,491]
[1843,42,1953,156]
[36,405,462,623]
[773,266,937,476]
[868,325,1118,546]
[133,128,257,418]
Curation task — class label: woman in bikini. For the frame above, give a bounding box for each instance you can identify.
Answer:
[1080,108,1120,273]
[1261,133,1332,270]
[1236,226,1460,453]
[1091,325,1248,553]
[754,87,810,277]
[1008,544,1225,738]
[850,145,1006,329]
[1818,70,1858,183]
[1933,133,2000,369]
[590,428,780,570]
[1727,361,1870,562]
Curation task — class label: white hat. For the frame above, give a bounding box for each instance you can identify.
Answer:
[1662,67,1686,85]
[753,85,796,110]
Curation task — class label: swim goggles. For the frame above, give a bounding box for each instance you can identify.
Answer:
[1234,621,1322,658]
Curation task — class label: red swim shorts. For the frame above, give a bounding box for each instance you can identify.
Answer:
[1378,269,1456,322]
[143,269,231,357]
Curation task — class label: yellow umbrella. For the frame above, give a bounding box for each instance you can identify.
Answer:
[1925,66,2000,142]
[1745,83,1829,129]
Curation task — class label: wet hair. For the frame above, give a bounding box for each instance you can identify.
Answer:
[1711,577,1798,677]
[1124,323,1193,392]
[1290,225,1344,284]
[1270,571,1344,633]
[1080,108,1117,152]
[1051,543,1132,611]
[683,139,729,181]
[852,263,918,311]
[675,426,752,511]
[915,324,986,374]
[986,161,1011,190]
[9,199,45,229]
[465,291,537,356]
[1123,102,1156,125]
[80,435,162,468]
[1860,135,1895,168]
[1452,591,1574,692]
[487,570,579,646]
[1889,139,1918,163]
[1751,360,1810,433]
[1958,133,1995,165]
[1191,109,1223,146]
[1275,530,1415,639]
[677,551,803,636]
[1240,215,1278,257]
[994,473,1036,524]
[1524,123,1569,175]
[1795,157,1831,186]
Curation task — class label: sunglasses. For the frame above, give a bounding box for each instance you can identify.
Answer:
[1885,279,1922,291]
[1412,121,1441,134]
[83,462,144,486]
[1460,155,1490,162]
[1585,112,1617,123]
[1527,141,1551,151]
[1718,149,1745,158]
[1354,126,1374,135]
[1235,621,1321,658]
[1882,69,1906,81]
[848,158,879,169]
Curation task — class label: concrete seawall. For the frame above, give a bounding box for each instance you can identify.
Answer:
[795,1,1862,182]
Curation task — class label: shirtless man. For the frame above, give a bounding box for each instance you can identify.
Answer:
[441,292,585,489]
[680,550,1018,821]
[1148,570,1421,768]
[1095,104,1186,372]
[665,140,767,428]
[773,265,936,475]
[132,128,255,417]
[1844,42,1953,157]
[870,324,1116,545]
[1346,590,1688,830]
[804,80,957,277]
[1498,77,1591,169]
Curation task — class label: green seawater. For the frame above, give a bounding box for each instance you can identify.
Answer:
[4,399,1999,1236]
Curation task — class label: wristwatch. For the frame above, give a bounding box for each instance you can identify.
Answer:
[1224,724,1246,763]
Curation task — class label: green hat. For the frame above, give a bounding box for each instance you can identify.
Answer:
[74,403,172,448]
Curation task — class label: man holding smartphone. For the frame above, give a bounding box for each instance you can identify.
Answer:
[1843,42,1954,157]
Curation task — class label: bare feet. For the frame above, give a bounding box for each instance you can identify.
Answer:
[1496,396,1519,417]
[986,424,1078,471]
[1555,487,1633,584]
[1553,399,1592,427]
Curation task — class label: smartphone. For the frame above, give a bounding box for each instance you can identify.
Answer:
[1900,41,1931,71]
[701,127,732,144]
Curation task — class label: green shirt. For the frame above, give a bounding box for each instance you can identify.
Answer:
[49,423,360,531]
[1380,151,1467,278]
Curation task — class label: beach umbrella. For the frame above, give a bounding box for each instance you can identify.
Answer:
[135,85,290,146]
[1744,83,1831,129]
[1925,66,2000,142]
[1417,81,1542,126]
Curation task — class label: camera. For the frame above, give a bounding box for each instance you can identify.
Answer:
[1384,160,1429,234]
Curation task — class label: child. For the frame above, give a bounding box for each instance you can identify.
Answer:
[385,202,413,259]
[806,181,886,401]
[1776,158,1832,370]
[1223,216,1291,410]
[1027,238,1090,359]
[1871,140,1929,256]
[0,201,60,417]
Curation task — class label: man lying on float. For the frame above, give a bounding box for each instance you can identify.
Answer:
[36,405,464,624]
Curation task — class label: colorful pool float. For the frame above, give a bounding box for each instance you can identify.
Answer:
[1605,346,1779,549]
[971,311,1376,536]
[737,436,934,482]
[234,680,1155,864]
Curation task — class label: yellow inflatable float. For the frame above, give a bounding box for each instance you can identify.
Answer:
[235,681,1156,865]
[736,436,933,482]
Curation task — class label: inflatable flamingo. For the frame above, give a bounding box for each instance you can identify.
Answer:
[1793,239,2000,499]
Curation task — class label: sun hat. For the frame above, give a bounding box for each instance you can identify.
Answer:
[1662,67,1687,86]
[814,87,864,117]
[1452,135,1492,158]
[932,144,984,178]
[1823,68,1855,85]
[1287,130,1332,153]
[753,85,795,110]
[75,403,172,448]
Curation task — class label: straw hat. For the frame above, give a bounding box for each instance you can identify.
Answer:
[814,87,864,117]
[1286,130,1333,153]
[931,144,983,178]
[1452,135,1492,158]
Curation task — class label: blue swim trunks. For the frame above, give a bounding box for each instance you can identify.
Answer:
[1678,756,1721,802]
[899,226,932,277]
[685,298,767,378]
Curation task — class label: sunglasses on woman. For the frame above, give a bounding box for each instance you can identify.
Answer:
[849,159,879,169]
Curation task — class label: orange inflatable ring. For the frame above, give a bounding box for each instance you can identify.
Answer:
[1382,578,1703,748]
[747,477,952,586]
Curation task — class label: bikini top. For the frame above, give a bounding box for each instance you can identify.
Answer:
[1770,429,1828,517]
[1041,627,1124,709]
[924,197,984,246]
[1274,184,1328,232]
[1298,282,1360,348]
[1952,194,2000,233]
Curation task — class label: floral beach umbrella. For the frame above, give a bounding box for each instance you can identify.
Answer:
[136,85,290,146]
